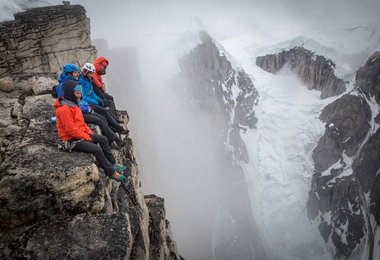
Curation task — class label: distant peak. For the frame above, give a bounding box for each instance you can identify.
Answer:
[188,17,205,34]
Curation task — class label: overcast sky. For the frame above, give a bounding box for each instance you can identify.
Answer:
[66,0,380,48]
[1,0,380,49]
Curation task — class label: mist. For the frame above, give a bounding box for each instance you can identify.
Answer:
[2,0,380,259]
[71,0,380,259]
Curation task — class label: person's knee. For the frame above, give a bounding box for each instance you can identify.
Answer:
[92,145,103,156]
[97,134,108,145]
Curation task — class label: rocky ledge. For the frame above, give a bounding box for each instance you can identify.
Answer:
[0,3,181,260]
[256,46,346,99]
[0,74,181,259]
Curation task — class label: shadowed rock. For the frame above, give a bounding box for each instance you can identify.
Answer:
[256,46,346,99]
[307,51,380,258]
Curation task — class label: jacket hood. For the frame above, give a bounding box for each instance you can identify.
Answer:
[94,56,109,72]
[63,80,81,104]
[58,72,74,83]
[54,98,77,109]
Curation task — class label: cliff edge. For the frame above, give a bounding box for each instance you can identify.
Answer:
[0,4,181,259]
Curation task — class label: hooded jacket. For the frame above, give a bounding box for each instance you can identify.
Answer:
[79,74,102,105]
[93,56,109,92]
[56,72,76,97]
[54,81,92,141]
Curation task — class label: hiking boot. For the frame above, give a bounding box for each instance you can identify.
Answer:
[118,128,129,135]
[110,143,121,150]
[115,138,127,148]
[114,164,126,173]
[111,172,126,182]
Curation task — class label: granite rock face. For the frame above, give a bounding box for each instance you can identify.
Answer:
[0,4,180,260]
[0,4,97,77]
[256,46,346,99]
[307,52,380,258]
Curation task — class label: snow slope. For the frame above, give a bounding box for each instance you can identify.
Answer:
[219,23,380,259]
[241,63,330,260]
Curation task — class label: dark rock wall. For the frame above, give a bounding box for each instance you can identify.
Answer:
[307,52,380,258]
[175,31,266,259]
[256,47,346,99]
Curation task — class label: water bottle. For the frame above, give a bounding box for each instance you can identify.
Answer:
[51,116,56,124]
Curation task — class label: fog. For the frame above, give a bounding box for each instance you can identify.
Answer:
[2,0,380,259]
[63,0,380,259]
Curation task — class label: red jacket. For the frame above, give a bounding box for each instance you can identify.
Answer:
[54,99,92,141]
[93,56,109,92]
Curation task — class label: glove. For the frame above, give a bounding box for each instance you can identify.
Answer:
[98,99,103,107]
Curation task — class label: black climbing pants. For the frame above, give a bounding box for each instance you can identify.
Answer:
[93,87,117,116]
[83,113,117,144]
[91,105,123,132]
[73,133,116,176]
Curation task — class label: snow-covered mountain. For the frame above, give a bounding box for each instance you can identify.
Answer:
[113,22,380,259]
[219,24,380,259]
[160,22,380,259]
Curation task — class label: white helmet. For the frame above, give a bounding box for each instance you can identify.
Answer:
[82,63,95,73]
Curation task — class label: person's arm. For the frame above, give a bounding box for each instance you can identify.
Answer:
[90,90,103,105]
[93,73,102,88]
[83,95,99,106]
[84,123,93,136]
[57,107,91,141]
[93,73,107,92]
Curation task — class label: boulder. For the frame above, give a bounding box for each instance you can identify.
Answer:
[29,76,58,95]
[0,77,15,92]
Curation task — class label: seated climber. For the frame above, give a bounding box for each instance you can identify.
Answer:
[92,56,121,120]
[79,63,128,133]
[54,80,128,182]
[56,63,81,97]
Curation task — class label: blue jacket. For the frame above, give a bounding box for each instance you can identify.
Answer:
[79,74,102,106]
[56,73,75,97]
[78,99,92,114]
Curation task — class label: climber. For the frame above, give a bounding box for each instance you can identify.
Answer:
[55,63,80,97]
[92,56,121,120]
[79,63,128,132]
[54,80,128,182]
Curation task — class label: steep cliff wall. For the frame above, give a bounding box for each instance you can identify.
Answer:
[0,4,96,77]
[173,31,267,259]
[0,4,180,259]
[256,47,346,99]
[307,52,380,259]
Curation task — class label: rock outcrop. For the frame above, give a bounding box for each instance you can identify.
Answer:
[307,52,380,258]
[256,46,346,99]
[178,32,258,163]
[0,4,96,77]
[174,31,267,259]
[0,4,180,260]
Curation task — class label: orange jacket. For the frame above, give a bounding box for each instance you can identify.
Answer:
[93,56,109,92]
[54,99,92,141]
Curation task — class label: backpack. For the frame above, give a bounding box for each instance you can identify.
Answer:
[51,85,58,98]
